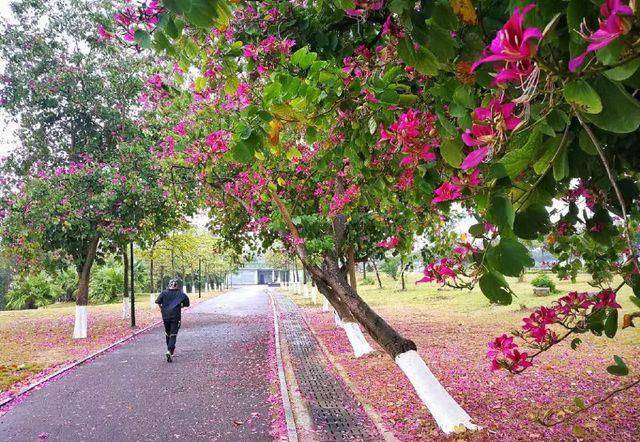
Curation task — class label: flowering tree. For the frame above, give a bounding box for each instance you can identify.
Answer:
[0,0,191,338]
[110,0,640,433]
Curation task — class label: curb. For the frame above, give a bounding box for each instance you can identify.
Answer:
[268,291,299,442]
[0,319,162,409]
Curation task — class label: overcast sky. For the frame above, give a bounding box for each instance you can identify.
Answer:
[0,1,17,157]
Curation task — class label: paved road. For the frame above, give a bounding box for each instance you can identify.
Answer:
[0,286,275,442]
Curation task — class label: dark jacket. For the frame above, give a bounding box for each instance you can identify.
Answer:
[155,289,190,321]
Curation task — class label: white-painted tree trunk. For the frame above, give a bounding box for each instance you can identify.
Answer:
[322,298,330,312]
[395,350,480,434]
[333,309,342,327]
[73,305,88,339]
[149,292,155,308]
[311,287,318,304]
[303,284,310,298]
[341,322,375,357]
[122,298,130,319]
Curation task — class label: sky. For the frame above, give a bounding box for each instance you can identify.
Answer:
[0,1,17,157]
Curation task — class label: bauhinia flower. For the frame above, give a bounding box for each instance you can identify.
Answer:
[470,4,542,83]
[461,98,521,169]
[432,181,462,204]
[569,0,634,72]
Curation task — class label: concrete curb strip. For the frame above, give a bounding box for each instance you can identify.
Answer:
[0,319,162,409]
[268,290,299,442]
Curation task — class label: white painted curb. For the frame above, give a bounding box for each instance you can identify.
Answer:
[268,291,299,442]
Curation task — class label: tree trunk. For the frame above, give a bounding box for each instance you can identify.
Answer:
[372,261,383,289]
[347,247,357,290]
[268,188,479,434]
[314,276,374,357]
[149,257,155,294]
[400,258,406,291]
[363,260,367,279]
[74,236,99,339]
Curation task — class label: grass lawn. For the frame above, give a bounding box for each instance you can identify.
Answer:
[290,273,640,441]
[0,290,222,400]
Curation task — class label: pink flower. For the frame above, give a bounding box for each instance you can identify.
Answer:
[97,25,112,41]
[462,98,521,151]
[569,0,633,72]
[506,349,532,371]
[417,258,457,284]
[461,147,490,170]
[377,236,399,249]
[487,334,518,359]
[470,4,542,82]
[432,182,462,204]
[173,121,187,136]
[594,289,621,309]
[205,130,230,153]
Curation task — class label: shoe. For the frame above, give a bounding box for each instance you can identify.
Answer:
[166,351,172,363]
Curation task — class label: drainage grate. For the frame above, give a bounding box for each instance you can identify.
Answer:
[274,293,382,441]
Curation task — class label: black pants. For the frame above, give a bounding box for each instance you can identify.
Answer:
[163,319,181,354]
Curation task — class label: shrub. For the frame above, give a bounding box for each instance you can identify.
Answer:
[90,259,123,303]
[5,272,59,310]
[52,266,78,302]
[531,273,556,293]
[361,276,374,285]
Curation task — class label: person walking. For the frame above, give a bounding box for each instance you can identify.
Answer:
[155,278,190,362]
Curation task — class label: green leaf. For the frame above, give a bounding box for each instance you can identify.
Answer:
[134,30,152,49]
[584,77,640,134]
[232,140,254,163]
[286,146,302,160]
[604,308,618,338]
[607,355,629,376]
[570,337,582,350]
[573,397,586,409]
[469,223,485,237]
[533,134,564,175]
[486,238,535,277]
[552,143,569,181]
[514,204,551,240]
[578,129,598,155]
[564,80,602,114]
[479,270,513,305]
[604,58,640,81]
[500,128,543,178]
[440,137,463,168]
[453,86,474,109]
[487,195,514,231]
[397,38,441,76]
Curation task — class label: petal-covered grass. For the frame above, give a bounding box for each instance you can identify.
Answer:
[0,291,222,402]
[293,273,640,441]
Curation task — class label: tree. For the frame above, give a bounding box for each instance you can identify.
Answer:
[111,0,640,433]
[0,0,188,337]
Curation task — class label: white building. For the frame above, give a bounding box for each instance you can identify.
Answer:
[230,260,303,285]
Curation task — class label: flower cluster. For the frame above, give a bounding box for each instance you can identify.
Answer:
[569,0,634,71]
[417,258,458,284]
[377,236,399,249]
[112,1,163,44]
[461,97,522,169]
[328,184,360,217]
[488,289,622,372]
[379,109,438,190]
[470,4,542,83]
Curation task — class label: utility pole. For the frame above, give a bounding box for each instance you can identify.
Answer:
[130,242,136,328]
[198,258,202,298]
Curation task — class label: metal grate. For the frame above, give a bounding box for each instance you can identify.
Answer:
[274,293,382,441]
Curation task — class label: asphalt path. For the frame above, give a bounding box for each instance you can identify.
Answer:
[0,286,275,442]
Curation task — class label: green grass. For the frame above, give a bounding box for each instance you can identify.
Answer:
[287,272,640,345]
